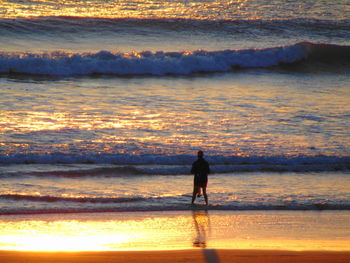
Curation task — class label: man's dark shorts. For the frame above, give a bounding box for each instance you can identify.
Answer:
[194,176,208,188]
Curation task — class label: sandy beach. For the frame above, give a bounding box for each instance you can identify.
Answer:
[1,210,350,263]
[1,249,350,263]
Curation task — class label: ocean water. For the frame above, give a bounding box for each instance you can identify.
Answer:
[0,0,350,215]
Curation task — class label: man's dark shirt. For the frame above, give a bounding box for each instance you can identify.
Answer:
[191,157,210,186]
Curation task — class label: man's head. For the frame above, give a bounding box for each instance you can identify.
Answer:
[197,150,204,158]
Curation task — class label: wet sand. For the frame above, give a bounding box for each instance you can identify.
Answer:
[1,211,350,251]
[1,249,350,263]
[1,210,350,263]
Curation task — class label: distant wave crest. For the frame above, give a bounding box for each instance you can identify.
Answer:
[1,42,349,76]
[1,153,349,174]
[1,194,349,215]
[1,17,349,36]
[0,194,146,204]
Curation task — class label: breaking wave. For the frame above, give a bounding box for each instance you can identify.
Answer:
[1,42,349,76]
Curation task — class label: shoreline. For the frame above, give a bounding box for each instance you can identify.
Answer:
[1,249,350,263]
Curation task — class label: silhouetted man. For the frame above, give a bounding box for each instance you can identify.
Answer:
[191,150,210,205]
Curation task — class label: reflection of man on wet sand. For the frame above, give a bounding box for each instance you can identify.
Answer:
[192,210,209,248]
[191,150,210,205]
[192,210,220,263]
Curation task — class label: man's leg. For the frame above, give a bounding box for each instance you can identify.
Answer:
[192,186,199,204]
[197,188,201,197]
[202,187,208,205]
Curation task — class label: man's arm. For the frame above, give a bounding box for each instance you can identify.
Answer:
[191,162,196,174]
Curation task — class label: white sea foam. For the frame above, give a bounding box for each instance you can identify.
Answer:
[2,42,349,76]
[0,43,308,76]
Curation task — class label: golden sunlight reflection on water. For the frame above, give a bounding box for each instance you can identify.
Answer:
[1,74,349,157]
[3,0,348,21]
[0,211,349,251]
[2,0,249,19]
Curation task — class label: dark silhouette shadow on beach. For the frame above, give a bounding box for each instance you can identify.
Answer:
[192,210,220,263]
